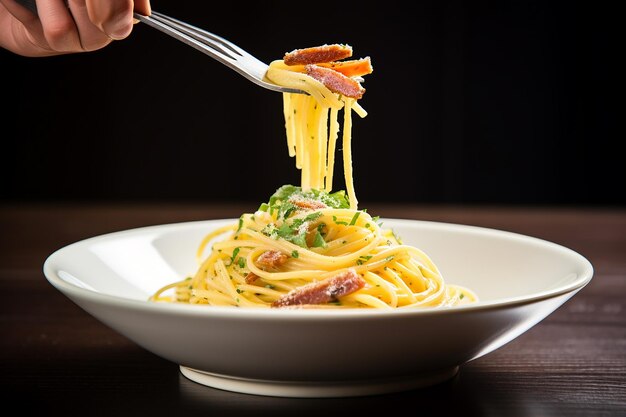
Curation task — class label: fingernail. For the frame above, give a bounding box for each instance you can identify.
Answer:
[108,20,133,40]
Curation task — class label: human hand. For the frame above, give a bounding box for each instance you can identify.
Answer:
[0,0,151,57]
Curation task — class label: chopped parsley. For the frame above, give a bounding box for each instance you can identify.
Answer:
[261,213,318,248]
[391,230,404,244]
[356,255,373,265]
[333,215,348,226]
[312,231,326,248]
[231,247,240,264]
[259,185,349,217]
[237,216,244,232]
[460,293,465,300]
[280,203,297,220]
[237,257,246,268]
[291,250,299,259]
[254,186,355,249]
[349,212,361,225]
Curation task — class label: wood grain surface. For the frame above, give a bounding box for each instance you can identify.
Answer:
[1,203,624,416]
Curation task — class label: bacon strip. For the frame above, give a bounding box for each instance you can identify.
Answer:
[288,196,328,211]
[279,58,373,78]
[256,250,289,271]
[284,44,353,66]
[245,272,259,284]
[305,65,365,99]
[320,57,373,77]
[272,269,366,308]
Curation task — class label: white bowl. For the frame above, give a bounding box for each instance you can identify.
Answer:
[43,219,593,398]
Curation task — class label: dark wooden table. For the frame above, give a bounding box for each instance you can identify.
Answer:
[1,203,624,416]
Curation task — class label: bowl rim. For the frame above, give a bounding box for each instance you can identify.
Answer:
[43,218,594,320]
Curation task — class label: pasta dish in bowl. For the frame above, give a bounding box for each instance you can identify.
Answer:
[42,44,593,397]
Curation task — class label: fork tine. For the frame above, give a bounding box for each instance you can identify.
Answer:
[151,12,262,64]
[147,14,239,63]
[144,13,269,81]
[150,12,270,77]
[134,12,305,94]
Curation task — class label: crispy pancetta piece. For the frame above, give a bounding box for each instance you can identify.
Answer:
[319,57,373,77]
[305,65,365,99]
[280,58,373,78]
[244,272,259,284]
[272,269,365,308]
[288,196,328,211]
[256,250,289,271]
[284,44,353,66]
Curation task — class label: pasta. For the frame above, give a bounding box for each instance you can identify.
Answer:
[151,45,477,309]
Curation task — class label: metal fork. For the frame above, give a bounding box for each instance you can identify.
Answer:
[135,12,304,94]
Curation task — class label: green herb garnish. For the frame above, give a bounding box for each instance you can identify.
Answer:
[230,247,240,265]
[261,185,349,215]
[312,231,326,248]
[333,215,348,226]
[391,230,404,244]
[356,255,373,265]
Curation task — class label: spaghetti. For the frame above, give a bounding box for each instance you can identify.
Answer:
[151,45,477,309]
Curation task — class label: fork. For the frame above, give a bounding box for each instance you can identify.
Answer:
[14,0,304,94]
[134,12,304,94]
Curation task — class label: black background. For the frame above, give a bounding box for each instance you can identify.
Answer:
[2,0,622,206]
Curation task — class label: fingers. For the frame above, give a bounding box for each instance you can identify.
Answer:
[0,0,40,25]
[35,0,81,52]
[85,0,134,40]
[0,0,50,55]
[1,0,150,56]
[67,0,111,51]
[135,0,152,16]
[134,0,151,16]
